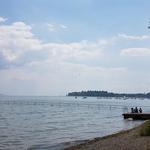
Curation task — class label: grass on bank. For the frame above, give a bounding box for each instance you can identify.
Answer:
[140,120,150,136]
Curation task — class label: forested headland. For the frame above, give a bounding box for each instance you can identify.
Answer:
[67,91,150,99]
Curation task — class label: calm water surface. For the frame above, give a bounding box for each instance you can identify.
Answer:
[0,96,150,150]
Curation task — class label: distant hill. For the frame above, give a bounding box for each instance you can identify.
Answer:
[67,90,150,99]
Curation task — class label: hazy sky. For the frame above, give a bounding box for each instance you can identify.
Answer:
[0,0,150,95]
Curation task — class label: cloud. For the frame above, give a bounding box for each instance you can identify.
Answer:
[0,16,7,23]
[0,20,107,69]
[47,23,55,32]
[1,49,18,61]
[42,40,105,62]
[2,19,150,94]
[1,18,150,72]
[120,48,150,56]
[0,61,128,95]
[0,21,44,68]
[24,59,128,94]
[60,24,67,29]
[118,33,150,40]
[47,23,68,32]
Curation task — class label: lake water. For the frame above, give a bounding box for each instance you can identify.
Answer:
[0,96,150,150]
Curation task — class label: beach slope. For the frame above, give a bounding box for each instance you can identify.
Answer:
[65,121,150,150]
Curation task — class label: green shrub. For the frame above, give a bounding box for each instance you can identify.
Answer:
[140,120,150,136]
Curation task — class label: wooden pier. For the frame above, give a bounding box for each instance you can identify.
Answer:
[122,113,150,120]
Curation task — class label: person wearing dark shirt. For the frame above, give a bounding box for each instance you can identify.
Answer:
[139,108,142,113]
[135,107,138,113]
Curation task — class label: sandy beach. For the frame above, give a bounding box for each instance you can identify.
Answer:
[65,121,150,150]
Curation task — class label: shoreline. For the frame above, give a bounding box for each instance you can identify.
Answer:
[64,121,150,150]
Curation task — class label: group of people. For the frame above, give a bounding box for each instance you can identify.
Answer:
[131,107,142,113]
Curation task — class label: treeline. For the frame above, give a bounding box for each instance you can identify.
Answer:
[67,90,150,98]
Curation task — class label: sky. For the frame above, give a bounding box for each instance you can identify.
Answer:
[0,0,150,95]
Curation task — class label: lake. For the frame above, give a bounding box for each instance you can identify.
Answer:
[0,96,150,150]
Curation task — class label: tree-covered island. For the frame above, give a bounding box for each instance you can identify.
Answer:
[67,90,150,99]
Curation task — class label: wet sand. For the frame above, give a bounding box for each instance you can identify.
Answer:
[65,121,150,150]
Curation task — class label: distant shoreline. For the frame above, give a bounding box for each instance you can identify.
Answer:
[64,121,150,150]
[67,90,150,99]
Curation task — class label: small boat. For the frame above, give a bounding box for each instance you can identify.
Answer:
[83,96,87,99]
[123,96,128,100]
